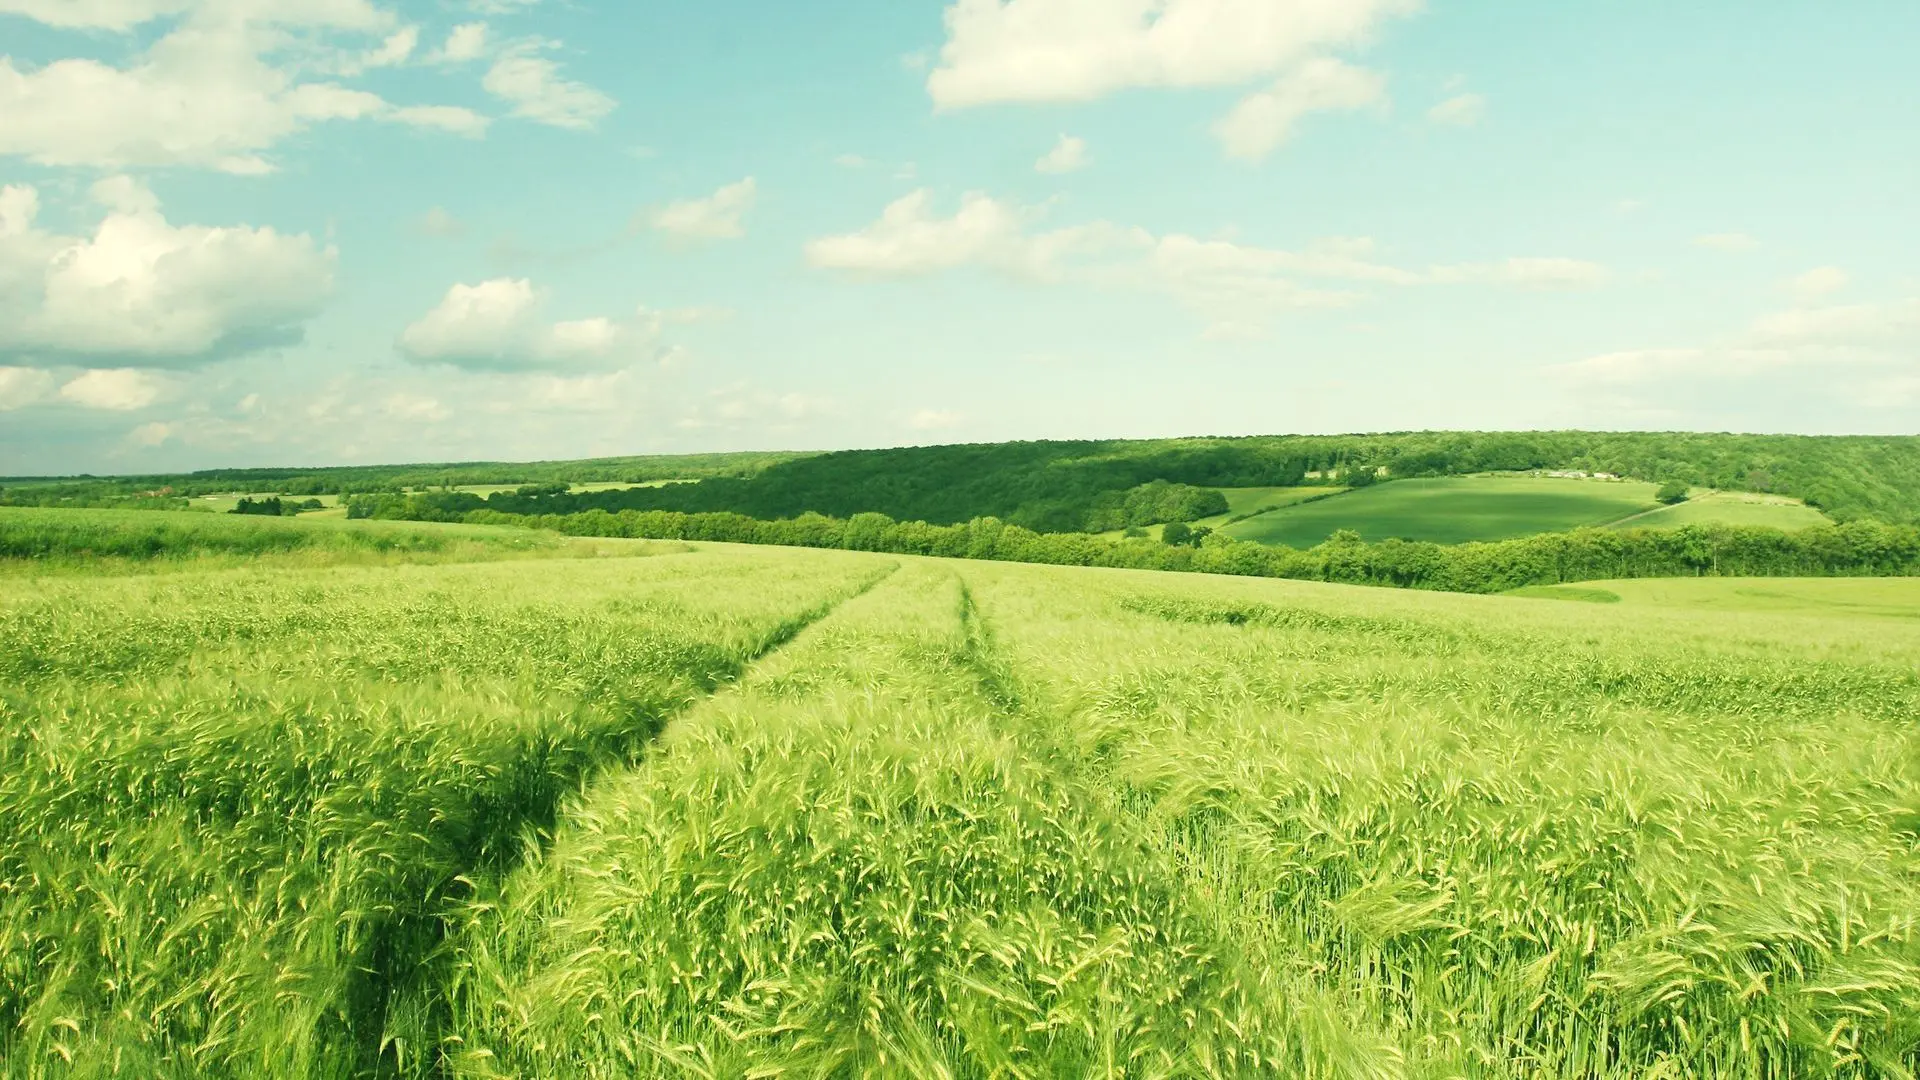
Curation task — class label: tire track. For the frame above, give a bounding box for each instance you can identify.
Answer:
[362,559,902,1075]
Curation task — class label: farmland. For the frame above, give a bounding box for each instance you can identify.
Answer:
[1222,476,1665,546]
[1219,476,1832,548]
[1608,490,1832,532]
[3,509,1917,1077]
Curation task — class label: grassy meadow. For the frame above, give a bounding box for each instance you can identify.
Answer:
[3,510,1917,1077]
[1609,491,1833,532]
[1220,476,1831,548]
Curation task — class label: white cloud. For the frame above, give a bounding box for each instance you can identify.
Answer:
[341,26,418,73]
[0,366,55,410]
[808,190,1604,336]
[398,278,648,372]
[1751,299,1919,346]
[1790,266,1849,301]
[483,47,614,129]
[0,8,483,173]
[1213,58,1386,160]
[1556,297,1920,404]
[435,22,490,63]
[1035,134,1089,174]
[128,420,176,446]
[0,179,335,367]
[390,105,490,136]
[648,178,758,240]
[804,190,1069,277]
[60,368,168,410]
[1428,91,1485,126]
[1694,232,1759,253]
[927,0,1420,107]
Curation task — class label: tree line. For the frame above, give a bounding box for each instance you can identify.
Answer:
[16,432,1920,526]
[348,494,1920,594]
[361,432,1920,531]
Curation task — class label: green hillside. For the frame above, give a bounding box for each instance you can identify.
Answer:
[19,431,1920,531]
[1609,489,1832,531]
[1223,476,1662,546]
[5,513,1918,1076]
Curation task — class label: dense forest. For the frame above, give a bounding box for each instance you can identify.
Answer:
[15,432,1920,529]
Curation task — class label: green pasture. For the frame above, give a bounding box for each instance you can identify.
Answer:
[3,509,1918,1077]
[1610,489,1831,531]
[1224,475,1663,546]
[1222,476,1832,548]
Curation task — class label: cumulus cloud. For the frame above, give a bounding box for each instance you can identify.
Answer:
[434,22,490,63]
[0,178,335,367]
[1214,58,1387,160]
[1035,134,1088,174]
[60,368,169,410]
[0,5,487,172]
[803,190,1093,278]
[927,0,1419,107]
[808,190,1607,335]
[1428,91,1485,126]
[648,178,758,240]
[1790,266,1849,301]
[1556,297,1920,409]
[398,278,655,372]
[0,366,55,410]
[128,420,176,446]
[483,46,615,129]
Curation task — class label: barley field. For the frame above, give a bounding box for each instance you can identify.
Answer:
[3,512,1917,1078]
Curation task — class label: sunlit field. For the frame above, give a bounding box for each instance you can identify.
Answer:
[4,513,1916,1077]
[1221,477,1833,549]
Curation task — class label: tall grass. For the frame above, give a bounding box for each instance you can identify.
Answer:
[968,563,1920,1077]
[5,542,1917,1077]
[0,507,567,567]
[0,550,883,1078]
[440,565,1298,1078]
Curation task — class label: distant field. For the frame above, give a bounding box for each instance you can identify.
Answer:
[1610,489,1831,531]
[448,480,688,496]
[1515,576,1920,619]
[1223,476,1662,547]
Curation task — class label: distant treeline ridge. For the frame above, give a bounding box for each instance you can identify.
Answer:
[353,499,1920,593]
[13,431,1920,527]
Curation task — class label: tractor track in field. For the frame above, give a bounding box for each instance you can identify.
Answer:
[358,559,902,1077]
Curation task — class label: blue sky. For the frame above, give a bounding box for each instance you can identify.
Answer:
[1,0,1916,475]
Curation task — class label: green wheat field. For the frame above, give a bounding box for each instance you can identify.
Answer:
[3,508,1917,1078]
